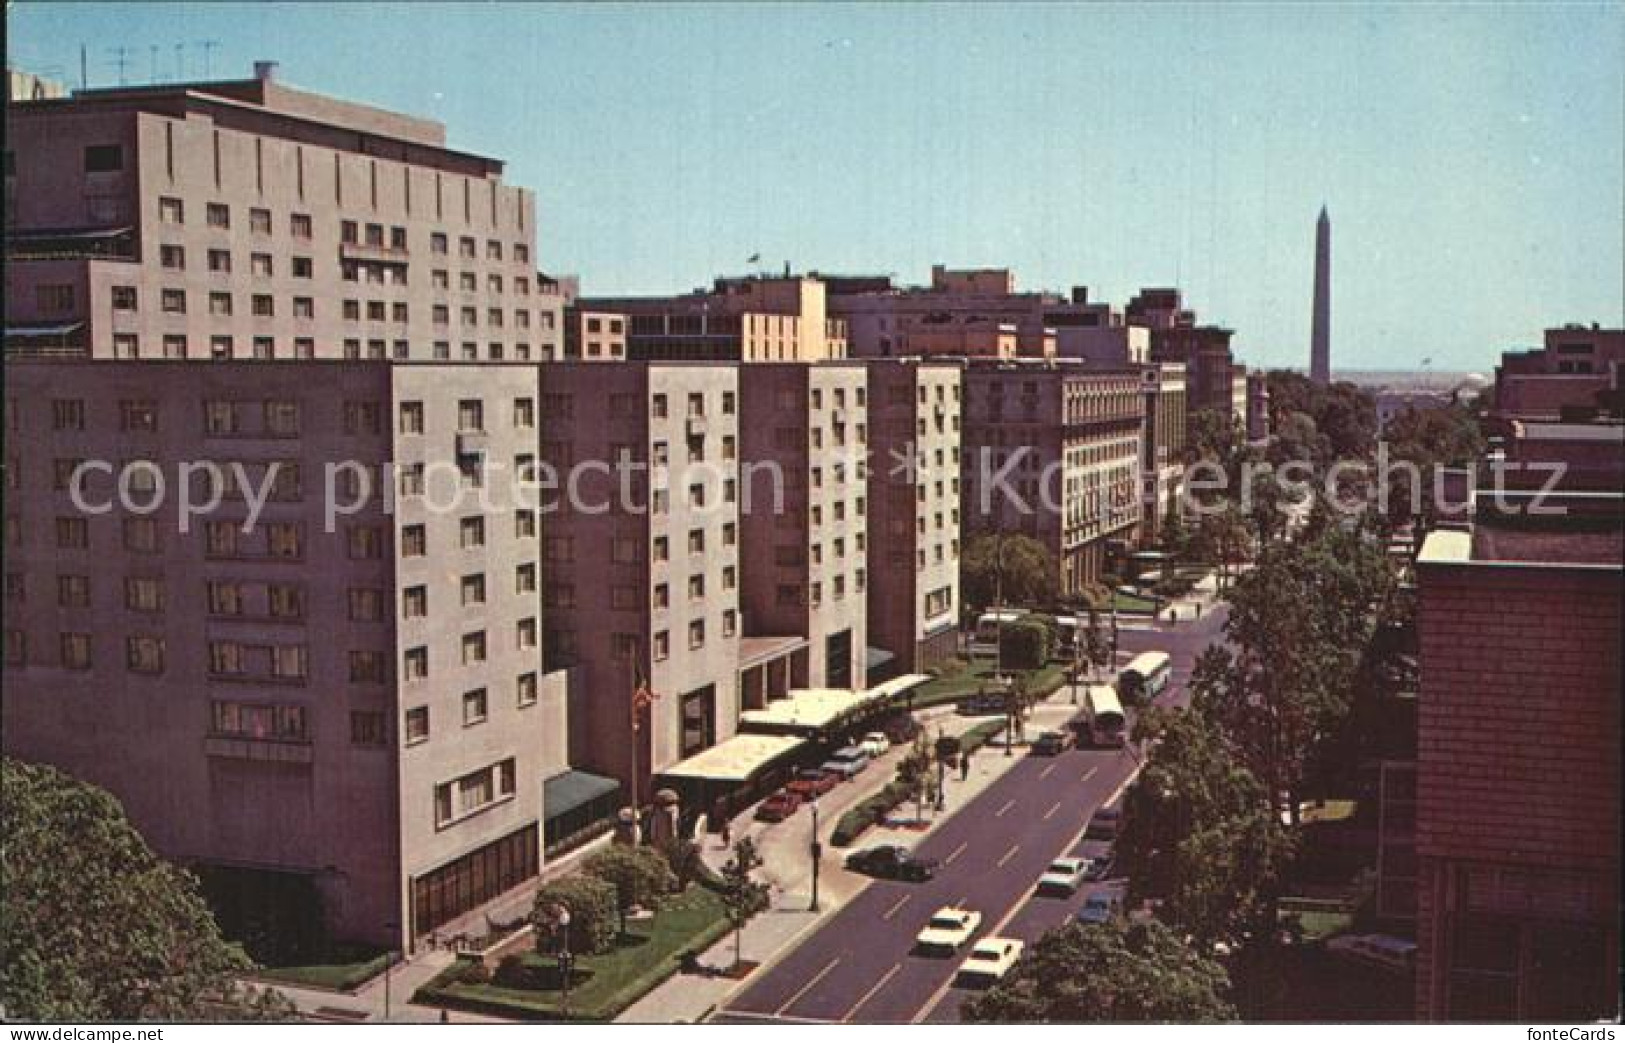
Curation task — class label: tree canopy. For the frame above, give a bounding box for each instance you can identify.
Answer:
[1,758,291,1021]
[961,533,1057,613]
[961,919,1236,1023]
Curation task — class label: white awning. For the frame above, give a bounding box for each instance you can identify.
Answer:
[739,674,931,733]
[654,733,806,784]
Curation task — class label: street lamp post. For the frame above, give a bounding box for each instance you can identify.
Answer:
[809,801,822,912]
[381,920,398,1022]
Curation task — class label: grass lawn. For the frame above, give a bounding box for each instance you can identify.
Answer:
[910,659,1065,711]
[1110,590,1159,614]
[257,944,393,992]
[416,886,731,1022]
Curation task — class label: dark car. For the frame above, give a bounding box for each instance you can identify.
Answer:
[1082,854,1114,882]
[1085,805,1121,840]
[1030,730,1074,756]
[957,692,1007,716]
[844,844,940,882]
[785,768,838,799]
[754,789,802,822]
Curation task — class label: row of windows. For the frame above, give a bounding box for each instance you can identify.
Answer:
[539,523,738,564]
[770,570,869,607]
[29,397,538,439]
[404,673,538,748]
[400,621,537,681]
[156,197,533,266]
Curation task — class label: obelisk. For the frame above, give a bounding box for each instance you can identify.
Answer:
[1310,206,1331,384]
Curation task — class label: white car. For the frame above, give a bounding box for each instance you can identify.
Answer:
[859,731,891,757]
[957,937,1024,986]
[1036,857,1088,896]
[915,906,982,954]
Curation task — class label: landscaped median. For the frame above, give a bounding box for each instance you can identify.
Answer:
[829,718,1009,848]
[909,658,1066,711]
[253,944,394,993]
[414,884,732,1022]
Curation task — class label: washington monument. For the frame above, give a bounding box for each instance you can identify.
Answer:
[1310,206,1331,384]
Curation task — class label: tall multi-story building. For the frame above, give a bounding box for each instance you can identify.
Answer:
[4,63,564,364]
[1139,363,1187,544]
[1,360,570,951]
[536,363,753,800]
[960,361,1145,595]
[578,276,847,363]
[1125,287,1243,426]
[1412,491,1620,1020]
[737,365,870,690]
[862,360,962,675]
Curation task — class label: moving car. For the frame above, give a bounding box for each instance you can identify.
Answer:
[753,789,802,823]
[915,906,983,954]
[859,731,891,757]
[1036,857,1089,896]
[1076,889,1124,925]
[844,844,939,882]
[956,937,1024,986]
[1030,730,1074,756]
[786,768,838,799]
[1085,805,1121,840]
[820,746,871,780]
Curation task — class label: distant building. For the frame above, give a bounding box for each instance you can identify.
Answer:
[1140,363,1188,545]
[6,67,68,102]
[1492,324,1623,423]
[1413,491,1621,1020]
[1125,287,1242,425]
[578,277,847,363]
[560,306,628,361]
[1246,369,1270,442]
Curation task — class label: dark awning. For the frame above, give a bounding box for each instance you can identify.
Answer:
[543,770,621,820]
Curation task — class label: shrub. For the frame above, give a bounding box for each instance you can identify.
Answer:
[999,616,1054,670]
[655,837,706,891]
[531,874,618,956]
[583,845,676,931]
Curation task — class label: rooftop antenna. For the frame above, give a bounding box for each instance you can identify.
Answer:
[108,46,133,86]
[150,45,160,83]
[174,42,186,81]
[80,44,88,89]
[196,40,221,78]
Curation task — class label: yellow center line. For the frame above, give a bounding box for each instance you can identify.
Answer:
[776,956,840,1016]
[996,843,1020,868]
[994,798,1016,818]
[843,962,901,1022]
[943,841,968,865]
[882,893,912,922]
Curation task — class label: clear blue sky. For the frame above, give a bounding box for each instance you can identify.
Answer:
[9,1,1622,372]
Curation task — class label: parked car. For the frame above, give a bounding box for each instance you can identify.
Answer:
[844,844,939,882]
[1082,854,1114,882]
[956,937,1024,986]
[1085,805,1121,840]
[859,731,891,757]
[1030,730,1074,756]
[1036,857,1089,896]
[1075,888,1124,925]
[820,746,871,780]
[957,693,1007,716]
[1326,933,1418,972]
[754,789,802,822]
[915,906,983,954]
[786,768,838,799]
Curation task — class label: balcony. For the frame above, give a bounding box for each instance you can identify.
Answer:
[6,225,136,262]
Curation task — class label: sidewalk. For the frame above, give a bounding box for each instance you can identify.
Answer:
[616,688,1086,1023]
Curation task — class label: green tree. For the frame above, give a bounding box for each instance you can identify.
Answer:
[717,838,771,969]
[583,845,677,934]
[532,874,619,955]
[1187,505,1251,588]
[998,615,1054,670]
[961,919,1235,1023]
[961,534,1057,614]
[1116,709,1293,949]
[895,733,938,821]
[1,758,292,1021]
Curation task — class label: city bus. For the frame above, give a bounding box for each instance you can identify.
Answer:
[969,609,1026,657]
[1082,686,1127,747]
[1117,651,1172,705]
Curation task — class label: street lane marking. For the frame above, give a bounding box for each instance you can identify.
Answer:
[1043,799,1063,820]
[994,798,1016,818]
[844,962,900,1022]
[777,957,839,1016]
[1080,766,1098,783]
[718,1010,840,1025]
[996,843,1020,868]
[882,893,912,922]
[943,841,968,865]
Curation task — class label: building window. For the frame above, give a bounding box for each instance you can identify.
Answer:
[111,285,138,311]
[160,244,185,270]
[405,706,430,745]
[124,576,164,612]
[126,636,165,673]
[461,631,487,665]
[462,688,489,726]
[516,672,538,707]
[653,631,670,661]
[460,516,486,549]
[351,711,387,747]
[461,573,486,606]
[290,213,313,238]
[159,197,184,224]
[60,632,92,670]
[206,203,230,229]
[402,524,427,557]
[249,208,272,235]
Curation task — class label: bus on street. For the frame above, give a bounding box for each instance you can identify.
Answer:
[1117,650,1172,705]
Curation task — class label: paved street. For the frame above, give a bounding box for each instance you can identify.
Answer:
[713,605,1227,1024]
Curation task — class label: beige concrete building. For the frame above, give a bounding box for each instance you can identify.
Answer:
[3,65,563,364]
[1,360,568,951]
[961,361,1145,596]
[1140,362,1188,544]
[579,276,847,363]
[560,306,628,361]
[862,360,963,675]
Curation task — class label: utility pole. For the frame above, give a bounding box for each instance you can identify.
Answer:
[80,44,88,90]
[808,801,821,912]
[108,46,132,86]
[196,40,221,78]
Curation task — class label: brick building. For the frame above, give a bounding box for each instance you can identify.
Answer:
[1413,492,1621,1020]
